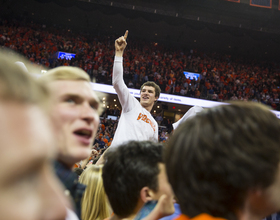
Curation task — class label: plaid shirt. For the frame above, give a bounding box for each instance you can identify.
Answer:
[54,160,86,220]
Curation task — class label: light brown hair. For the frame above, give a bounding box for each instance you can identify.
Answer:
[40,66,90,83]
[140,81,161,98]
[0,49,50,109]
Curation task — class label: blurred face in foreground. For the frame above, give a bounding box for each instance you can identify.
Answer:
[0,102,68,220]
[49,80,100,167]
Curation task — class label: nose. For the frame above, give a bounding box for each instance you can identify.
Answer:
[142,90,148,95]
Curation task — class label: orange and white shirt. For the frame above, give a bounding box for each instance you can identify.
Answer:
[110,56,158,148]
[174,214,226,220]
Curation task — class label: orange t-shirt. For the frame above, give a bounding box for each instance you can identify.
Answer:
[175,214,226,220]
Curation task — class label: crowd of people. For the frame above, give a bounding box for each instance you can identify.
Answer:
[2,19,280,220]
[1,18,280,110]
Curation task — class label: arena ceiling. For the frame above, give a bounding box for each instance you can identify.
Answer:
[1,0,280,60]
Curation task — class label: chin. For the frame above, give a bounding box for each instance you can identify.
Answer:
[140,101,148,106]
[74,147,91,160]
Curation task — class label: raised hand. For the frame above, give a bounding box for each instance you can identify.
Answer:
[115,30,128,57]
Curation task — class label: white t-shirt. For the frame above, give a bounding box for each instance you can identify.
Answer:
[110,56,158,148]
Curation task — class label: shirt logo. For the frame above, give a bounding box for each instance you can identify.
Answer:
[137,113,156,132]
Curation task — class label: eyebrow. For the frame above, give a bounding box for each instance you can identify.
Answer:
[61,94,81,101]
[63,93,102,114]
[90,98,100,109]
[62,94,99,104]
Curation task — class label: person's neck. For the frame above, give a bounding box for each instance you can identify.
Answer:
[57,159,73,170]
[143,104,153,113]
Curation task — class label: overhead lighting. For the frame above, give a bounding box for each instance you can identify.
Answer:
[107,106,109,108]
[157,106,160,108]
[115,104,117,107]
[114,99,116,102]
[103,97,106,100]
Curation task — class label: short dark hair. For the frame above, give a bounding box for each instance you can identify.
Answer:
[165,102,280,220]
[102,141,163,218]
[140,81,161,98]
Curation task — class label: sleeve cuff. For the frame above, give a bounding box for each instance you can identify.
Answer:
[114,56,123,62]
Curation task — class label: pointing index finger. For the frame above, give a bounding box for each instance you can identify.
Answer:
[124,30,129,40]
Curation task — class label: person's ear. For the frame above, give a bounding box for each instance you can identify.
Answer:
[154,97,159,103]
[140,187,154,203]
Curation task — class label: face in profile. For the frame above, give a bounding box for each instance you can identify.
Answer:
[0,102,68,220]
[49,80,100,167]
[149,163,175,214]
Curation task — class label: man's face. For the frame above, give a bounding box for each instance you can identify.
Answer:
[140,86,158,109]
[150,163,175,213]
[49,80,100,167]
[0,102,67,220]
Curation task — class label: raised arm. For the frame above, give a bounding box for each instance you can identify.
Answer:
[112,30,136,113]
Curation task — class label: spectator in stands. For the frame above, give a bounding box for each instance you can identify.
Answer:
[79,165,111,220]
[165,102,280,220]
[1,19,280,109]
[155,113,163,125]
[102,141,174,220]
[0,50,67,219]
[40,66,100,219]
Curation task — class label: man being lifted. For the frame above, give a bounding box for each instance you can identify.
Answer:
[97,31,160,164]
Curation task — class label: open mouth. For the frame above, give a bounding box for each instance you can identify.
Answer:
[74,129,92,138]
[73,129,92,145]
[142,96,149,100]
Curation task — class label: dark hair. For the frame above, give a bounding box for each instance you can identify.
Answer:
[165,102,280,220]
[102,141,163,218]
[140,81,161,98]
